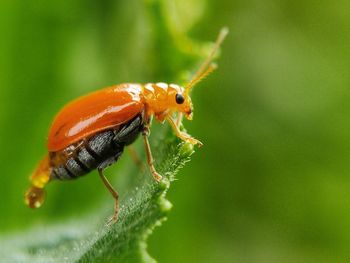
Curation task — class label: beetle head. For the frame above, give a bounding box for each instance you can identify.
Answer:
[143,83,193,121]
[143,27,228,122]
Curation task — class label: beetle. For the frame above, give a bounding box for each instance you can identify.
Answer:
[25,28,228,224]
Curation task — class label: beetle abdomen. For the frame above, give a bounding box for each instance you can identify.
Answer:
[49,115,143,181]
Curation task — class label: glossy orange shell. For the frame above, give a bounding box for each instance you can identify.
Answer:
[48,84,144,152]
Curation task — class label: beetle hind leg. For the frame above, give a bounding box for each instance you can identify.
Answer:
[98,168,119,225]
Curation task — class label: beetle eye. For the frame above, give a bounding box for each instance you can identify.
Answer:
[175,93,185,104]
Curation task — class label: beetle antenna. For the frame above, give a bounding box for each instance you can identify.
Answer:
[185,27,229,94]
[188,62,218,89]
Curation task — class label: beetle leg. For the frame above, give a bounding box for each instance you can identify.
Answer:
[127,146,145,172]
[98,168,119,225]
[166,116,203,147]
[176,112,183,127]
[142,129,162,182]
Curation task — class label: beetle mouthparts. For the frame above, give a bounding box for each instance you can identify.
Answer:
[185,109,193,120]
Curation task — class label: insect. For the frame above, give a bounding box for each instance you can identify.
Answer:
[25,28,228,224]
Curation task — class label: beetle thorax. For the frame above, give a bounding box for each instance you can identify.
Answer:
[142,82,192,122]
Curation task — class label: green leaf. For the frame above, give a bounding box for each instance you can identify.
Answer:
[0,128,194,263]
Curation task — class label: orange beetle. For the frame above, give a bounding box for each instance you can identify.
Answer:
[25,28,228,224]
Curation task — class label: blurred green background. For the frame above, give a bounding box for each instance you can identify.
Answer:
[1,0,350,262]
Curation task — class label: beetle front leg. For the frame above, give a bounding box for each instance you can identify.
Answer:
[142,127,162,182]
[176,112,183,127]
[166,116,203,147]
